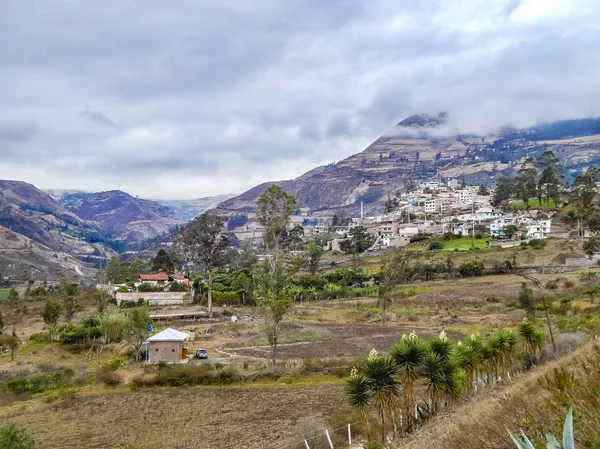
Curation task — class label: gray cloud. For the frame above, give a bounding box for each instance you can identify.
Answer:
[0,0,600,198]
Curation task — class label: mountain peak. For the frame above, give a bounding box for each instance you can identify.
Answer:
[396,112,448,128]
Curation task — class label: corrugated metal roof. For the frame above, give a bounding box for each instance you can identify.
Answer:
[145,327,189,342]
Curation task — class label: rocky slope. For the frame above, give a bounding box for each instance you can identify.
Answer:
[0,180,112,280]
[216,115,600,220]
[57,190,183,243]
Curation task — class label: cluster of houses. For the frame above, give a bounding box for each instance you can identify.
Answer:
[307,176,553,251]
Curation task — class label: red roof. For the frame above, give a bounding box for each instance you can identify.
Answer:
[139,269,169,281]
[170,274,186,280]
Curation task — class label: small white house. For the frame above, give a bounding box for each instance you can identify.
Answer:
[144,328,190,363]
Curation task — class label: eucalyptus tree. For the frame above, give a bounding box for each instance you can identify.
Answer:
[514,157,538,207]
[177,211,230,318]
[536,150,563,206]
[390,331,428,431]
[254,185,300,366]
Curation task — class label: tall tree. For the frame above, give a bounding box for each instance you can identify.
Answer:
[305,242,324,275]
[254,185,300,366]
[339,226,374,254]
[150,249,175,273]
[491,176,513,207]
[105,255,124,284]
[514,157,538,207]
[128,307,152,361]
[177,212,230,318]
[58,274,79,322]
[536,150,563,205]
[42,298,62,328]
[571,166,599,236]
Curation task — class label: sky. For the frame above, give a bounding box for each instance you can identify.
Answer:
[1,0,600,200]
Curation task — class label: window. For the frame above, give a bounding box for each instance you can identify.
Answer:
[155,349,158,351]
[172,349,175,352]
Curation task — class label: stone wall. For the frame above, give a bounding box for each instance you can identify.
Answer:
[116,292,186,305]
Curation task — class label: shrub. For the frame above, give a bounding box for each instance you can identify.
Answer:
[103,356,130,371]
[211,291,241,306]
[4,370,73,394]
[97,369,123,387]
[458,260,485,277]
[116,286,129,293]
[528,239,547,250]
[119,299,147,309]
[0,424,35,449]
[545,280,559,290]
[131,365,239,388]
[429,241,444,251]
[563,280,575,289]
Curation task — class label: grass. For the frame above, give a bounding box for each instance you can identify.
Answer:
[439,237,489,251]
[508,198,558,209]
[0,289,10,301]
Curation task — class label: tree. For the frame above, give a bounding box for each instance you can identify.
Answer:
[0,331,20,362]
[231,271,252,304]
[0,311,3,335]
[571,166,599,236]
[177,212,230,318]
[339,226,374,254]
[281,224,304,251]
[477,185,489,196]
[390,332,428,431]
[583,235,600,258]
[128,307,152,361]
[0,423,36,449]
[518,282,534,314]
[514,157,538,207]
[58,274,79,322]
[384,196,400,213]
[123,258,147,282]
[105,255,124,284]
[150,249,175,273]
[42,299,62,328]
[93,289,111,315]
[536,150,563,206]
[491,176,513,207]
[254,185,300,366]
[305,243,324,275]
[502,224,519,239]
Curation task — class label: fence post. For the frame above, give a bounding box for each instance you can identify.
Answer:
[304,440,310,449]
[325,429,334,449]
[348,423,351,445]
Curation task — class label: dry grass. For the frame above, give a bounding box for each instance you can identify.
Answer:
[0,383,348,449]
[400,341,600,449]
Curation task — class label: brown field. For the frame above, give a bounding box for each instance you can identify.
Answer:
[0,383,348,449]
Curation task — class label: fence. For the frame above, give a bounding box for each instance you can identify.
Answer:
[278,422,360,449]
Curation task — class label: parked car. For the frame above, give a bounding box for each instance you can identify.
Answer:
[196,349,208,359]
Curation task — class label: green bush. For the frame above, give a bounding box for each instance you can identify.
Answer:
[211,291,241,306]
[97,369,123,387]
[528,239,547,250]
[58,324,102,344]
[429,241,444,251]
[458,260,485,277]
[4,370,73,394]
[119,299,147,309]
[0,424,36,449]
[131,365,239,388]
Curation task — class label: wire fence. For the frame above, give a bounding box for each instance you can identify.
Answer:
[275,421,362,449]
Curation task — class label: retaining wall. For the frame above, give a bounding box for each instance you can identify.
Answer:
[116,292,186,306]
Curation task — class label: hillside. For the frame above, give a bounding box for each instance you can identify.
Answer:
[216,115,600,219]
[58,190,183,243]
[155,194,236,221]
[0,180,112,280]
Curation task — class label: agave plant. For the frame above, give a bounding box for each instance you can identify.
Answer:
[508,408,573,449]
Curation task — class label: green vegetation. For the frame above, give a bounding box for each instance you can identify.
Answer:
[0,423,36,449]
[439,237,488,251]
[509,198,558,209]
[0,289,10,301]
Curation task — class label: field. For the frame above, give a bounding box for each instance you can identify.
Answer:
[1,239,600,448]
[0,288,10,301]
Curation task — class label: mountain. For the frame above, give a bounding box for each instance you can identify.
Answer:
[155,194,236,221]
[0,180,113,280]
[57,190,183,243]
[216,115,600,220]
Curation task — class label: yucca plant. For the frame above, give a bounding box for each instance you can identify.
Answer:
[518,317,546,366]
[508,408,574,449]
[390,332,428,431]
[453,341,478,394]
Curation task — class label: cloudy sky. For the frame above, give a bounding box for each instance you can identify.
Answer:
[1,0,600,199]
